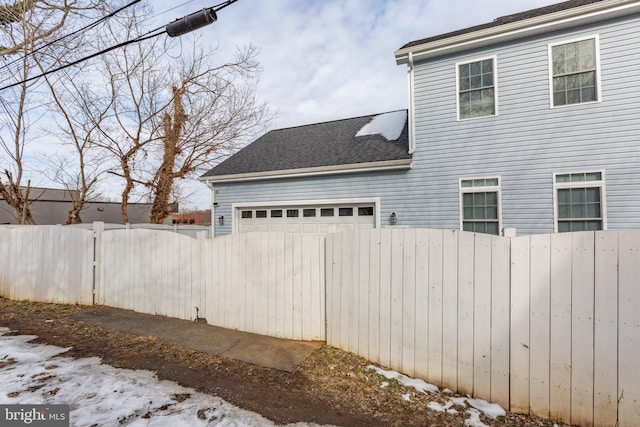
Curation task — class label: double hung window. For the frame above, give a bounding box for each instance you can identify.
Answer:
[554,171,605,232]
[457,57,497,120]
[460,177,501,235]
[550,36,600,107]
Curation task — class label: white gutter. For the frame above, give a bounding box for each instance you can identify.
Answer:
[197,158,412,184]
[407,52,416,155]
[395,0,640,64]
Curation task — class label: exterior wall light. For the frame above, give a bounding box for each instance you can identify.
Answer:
[218,215,224,225]
[390,211,397,225]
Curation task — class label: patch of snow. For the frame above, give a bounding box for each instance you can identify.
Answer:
[365,363,505,426]
[367,365,439,394]
[401,393,411,402]
[450,396,469,407]
[380,381,389,388]
[0,329,329,427]
[355,110,406,140]
[428,401,446,412]
[464,409,489,427]
[466,397,506,419]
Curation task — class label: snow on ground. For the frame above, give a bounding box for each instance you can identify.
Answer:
[354,110,406,140]
[0,328,327,427]
[368,365,506,426]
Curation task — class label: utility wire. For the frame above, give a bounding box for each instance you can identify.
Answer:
[0,28,165,91]
[0,0,240,92]
[0,0,142,73]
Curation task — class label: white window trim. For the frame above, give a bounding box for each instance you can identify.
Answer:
[458,176,502,234]
[455,55,499,121]
[232,197,381,234]
[548,34,602,109]
[552,169,607,233]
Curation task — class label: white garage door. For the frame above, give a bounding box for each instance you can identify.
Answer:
[237,203,375,233]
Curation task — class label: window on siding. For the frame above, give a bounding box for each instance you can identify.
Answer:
[457,57,496,120]
[460,177,501,235]
[554,171,605,232]
[550,37,599,106]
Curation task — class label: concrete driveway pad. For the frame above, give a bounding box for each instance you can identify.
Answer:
[71,306,323,372]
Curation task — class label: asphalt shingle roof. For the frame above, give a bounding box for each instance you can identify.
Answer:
[399,0,604,50]
[202,110,410,178]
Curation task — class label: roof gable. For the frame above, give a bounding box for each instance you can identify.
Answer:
[202,110,410,179]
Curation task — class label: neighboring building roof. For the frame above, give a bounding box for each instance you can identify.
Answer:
[400,0,604,50]
[394,0,639,63]
[0,187,159,225]
[201,110,411,181]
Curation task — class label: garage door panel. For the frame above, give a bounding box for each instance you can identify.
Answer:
[238,203,376,234]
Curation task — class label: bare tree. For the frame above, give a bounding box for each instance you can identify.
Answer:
[37,70,112,224]
[145,45,270,223]
[0,2,41,224]
[90,5,270,224]
[0,0,108,224]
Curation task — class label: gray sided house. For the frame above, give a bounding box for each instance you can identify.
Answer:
[202,0,640,237]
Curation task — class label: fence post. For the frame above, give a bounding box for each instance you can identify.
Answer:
[92,221,104,305]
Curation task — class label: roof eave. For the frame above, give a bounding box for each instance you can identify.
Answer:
[395,0,640,64]
[198,158,412,184]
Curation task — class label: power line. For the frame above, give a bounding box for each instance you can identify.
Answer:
[0,0,142,73]
[0,0,240,92]
[0,28,165,91]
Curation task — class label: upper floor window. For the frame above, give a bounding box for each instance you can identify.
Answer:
[459,177,501,235]
[456,56,497,120]
[549,36,600,107]
[554,171,606,232]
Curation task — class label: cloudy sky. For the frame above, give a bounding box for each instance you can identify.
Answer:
[160,0,560,130]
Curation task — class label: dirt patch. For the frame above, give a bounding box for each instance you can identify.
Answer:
[0,298,569,426]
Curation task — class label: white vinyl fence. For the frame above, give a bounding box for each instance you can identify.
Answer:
[326,229,640,427]
[1,224,639,426]
[0,224,325,341]
[0,225,94,305]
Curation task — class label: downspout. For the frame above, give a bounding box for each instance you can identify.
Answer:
[407,52,417,155]
[205,180,216,238]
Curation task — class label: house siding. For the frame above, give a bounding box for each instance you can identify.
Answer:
[410,14,640,235]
